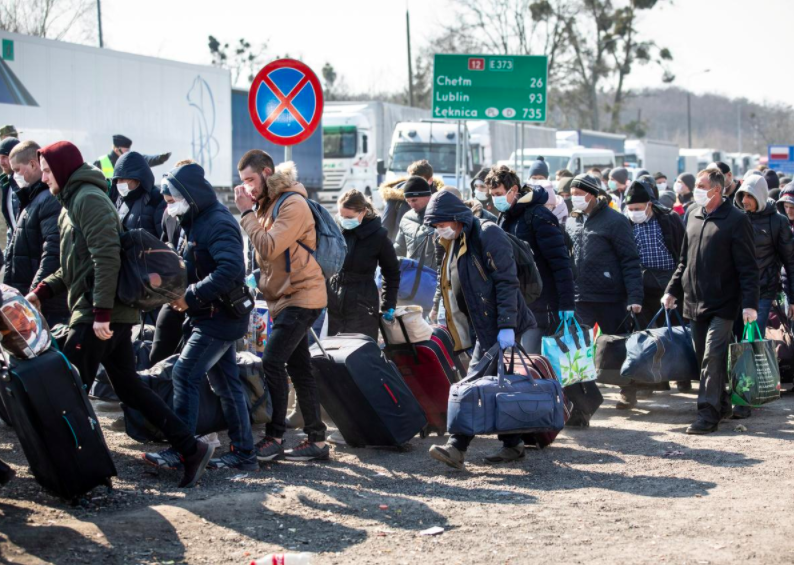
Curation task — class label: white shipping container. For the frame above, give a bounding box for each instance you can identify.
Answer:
[0,31,232,186]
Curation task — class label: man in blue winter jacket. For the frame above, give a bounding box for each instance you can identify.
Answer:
[423,190,536,469]
[144,163,256,471]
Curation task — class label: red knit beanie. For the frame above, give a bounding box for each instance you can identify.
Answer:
[38,141,84,191]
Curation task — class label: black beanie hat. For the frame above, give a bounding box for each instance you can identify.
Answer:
[765,169,780,189]
[403,175,432,198]
[625,178,655,205]
[113,134,133,148]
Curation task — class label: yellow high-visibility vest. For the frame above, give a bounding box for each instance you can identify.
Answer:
[98,154,114,179]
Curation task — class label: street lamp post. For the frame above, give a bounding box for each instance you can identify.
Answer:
[685,69,711,149]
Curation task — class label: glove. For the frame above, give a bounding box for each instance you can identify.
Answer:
[661,293,676,310]
[497,328,515,350]
[383,308,395,322]
[743,308,758,323]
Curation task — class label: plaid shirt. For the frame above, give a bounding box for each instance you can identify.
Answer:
[632,217,676,270]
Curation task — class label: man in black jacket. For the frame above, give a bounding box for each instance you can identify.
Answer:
[487,165,575,352]
[111,151,166,238]
[5,141,69,325]
[664,167,759,434]
[566,174,644,334]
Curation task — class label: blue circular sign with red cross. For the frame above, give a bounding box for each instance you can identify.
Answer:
[248,58,324,146]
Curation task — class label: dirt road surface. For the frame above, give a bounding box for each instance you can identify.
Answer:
[2,386,793,565]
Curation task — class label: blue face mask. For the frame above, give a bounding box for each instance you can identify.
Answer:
[493,194,512,212]
[339,216,360,230]
[608,180,618,191]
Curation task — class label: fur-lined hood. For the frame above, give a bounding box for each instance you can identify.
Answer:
[379,176,445,202]
[266,161,308,200]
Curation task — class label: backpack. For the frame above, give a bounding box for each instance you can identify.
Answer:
[477,218,543,305]
[271,192,346,278]
[117,229,188,311]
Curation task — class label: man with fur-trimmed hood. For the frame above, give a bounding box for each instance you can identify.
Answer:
[380,159,443,241]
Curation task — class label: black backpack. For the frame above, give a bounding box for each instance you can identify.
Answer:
[478,219,543,305]
[117,229,187,312]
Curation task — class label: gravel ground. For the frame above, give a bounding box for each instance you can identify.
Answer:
[1,385,794,565]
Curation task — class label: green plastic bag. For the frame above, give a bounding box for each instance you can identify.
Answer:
[728,322,781,407]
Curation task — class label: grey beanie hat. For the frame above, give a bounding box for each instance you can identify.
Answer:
[677,173,696,191]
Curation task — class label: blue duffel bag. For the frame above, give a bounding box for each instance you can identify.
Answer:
[620,307,699,384]
[447,344,566,436]
[377,256,437,312]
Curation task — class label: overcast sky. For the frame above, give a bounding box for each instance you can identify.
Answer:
[97,0,793,106]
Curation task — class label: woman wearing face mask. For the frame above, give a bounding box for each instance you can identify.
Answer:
[674,173,696,220]
[111,151,166,237]
[619,178,687,407]
[326,189,400,340]
[470,168,496,216]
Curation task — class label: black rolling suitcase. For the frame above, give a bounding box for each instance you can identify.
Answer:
[0,348,117,500]
[310,333,427,447]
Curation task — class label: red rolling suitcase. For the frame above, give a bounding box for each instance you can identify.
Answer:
[381,317,464,436]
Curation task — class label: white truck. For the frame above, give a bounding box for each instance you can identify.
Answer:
[467,121,556,170]
[318,101,428,208]
[0,30,233,186]
[625,139,680,177]
[384,121,476,195]
[499,147,616,179]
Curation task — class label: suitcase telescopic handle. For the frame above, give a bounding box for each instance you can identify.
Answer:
[309,328,330,360]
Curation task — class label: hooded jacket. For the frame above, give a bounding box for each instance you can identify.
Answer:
[424,191,535,351]
[165,163,248,340]
[736,179,794,300]
[40,162,138,325]
[380,176,444,241]
[498,186,575,314]
[666,198,759,321]
[565,197,644,306]
[394,205,438,271]
[3,179,68,322]
[113,151,166,238]
[240,181,327,320]
[327,215,400,340]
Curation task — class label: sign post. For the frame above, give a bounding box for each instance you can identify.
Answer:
[248,58,324,163]
[432,54,548,123]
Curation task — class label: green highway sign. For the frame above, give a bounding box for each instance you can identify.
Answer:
[432,54,548,122]
[2,39,13,61]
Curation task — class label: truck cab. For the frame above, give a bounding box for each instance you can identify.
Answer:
[319,107,379,210]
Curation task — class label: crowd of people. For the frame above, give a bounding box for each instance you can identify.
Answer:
[0,121,790,487]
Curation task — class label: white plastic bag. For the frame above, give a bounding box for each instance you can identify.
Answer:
[381,305,433,345]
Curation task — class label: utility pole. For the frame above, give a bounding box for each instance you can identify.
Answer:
[687,92,692,149]
[406,7,414,107]
[737,102,743,153]
[97,0,104,48]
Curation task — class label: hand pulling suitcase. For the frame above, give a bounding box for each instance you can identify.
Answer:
[381,317,464,436]
[310,332,427,448]
[0,348,117,500]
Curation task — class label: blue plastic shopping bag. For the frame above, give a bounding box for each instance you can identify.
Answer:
[541,314,597,387]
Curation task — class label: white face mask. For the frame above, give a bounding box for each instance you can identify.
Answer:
[571,195,589,211]
[474,190,489,201]
[693,188,711,207]
[13,173,28,189]
[437,226,458,240]
[627,205,649,224]
[166,199,191,217]
[673,181,685,195]
[656,182,667,192]
[116,182,130,198]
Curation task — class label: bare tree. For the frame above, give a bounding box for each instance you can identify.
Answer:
[0,0,94,42]
[208,35,268,87]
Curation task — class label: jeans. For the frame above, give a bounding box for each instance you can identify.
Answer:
[172,327,254,452]
[63,323,197,455]
[263,306,325,442]
[449,341,522,453]
[690,316,734,425]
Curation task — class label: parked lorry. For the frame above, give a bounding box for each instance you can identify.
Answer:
[317,101,428,208]
[557,129,626,163]
[467,121,556,170]
[624,139,680,177]
[383,121,475,199]
[0,30,233,186]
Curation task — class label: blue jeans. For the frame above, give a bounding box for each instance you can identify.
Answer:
[172,328,254,452]
[756,298,773,336]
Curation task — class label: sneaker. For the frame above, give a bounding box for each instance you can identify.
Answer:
[207,447,258,471]
[616,388,638,410]
[284,440,330,462]
[327,430,347,446]
[686,419,719,435]
[731,405,752,420]
[143,447,184,470]
[429,443,465,470]
[197,432,222,449]
[484,443,525,464]
[179,441,214,488]
[255,437,285,462]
